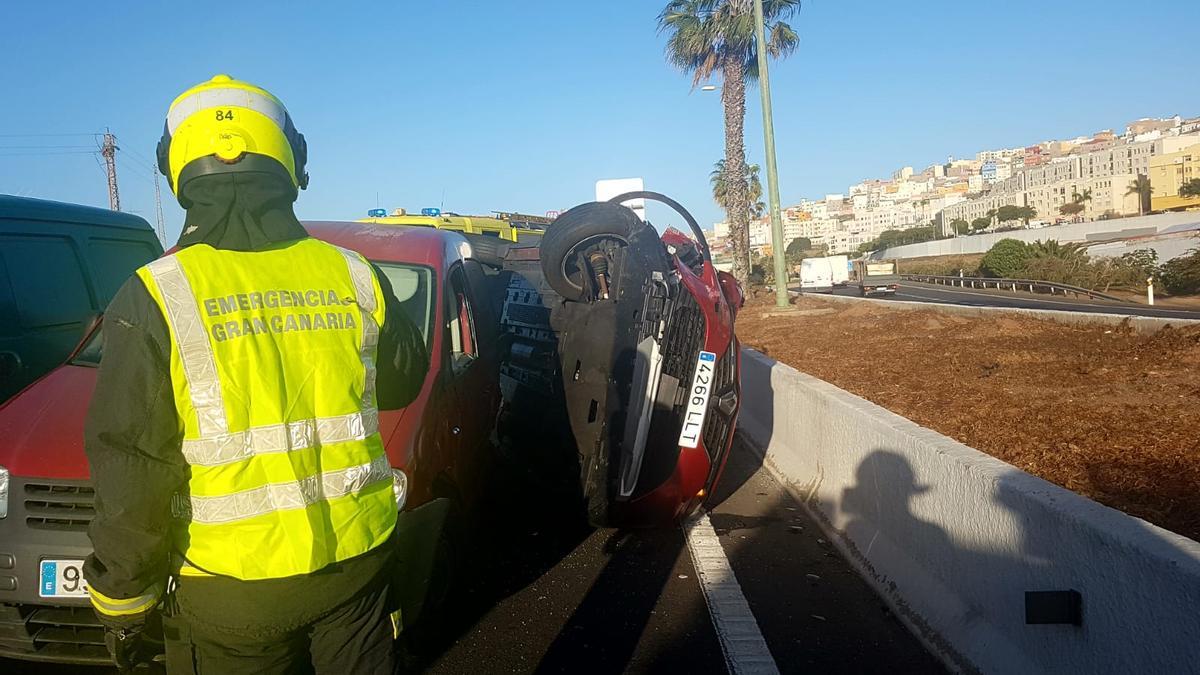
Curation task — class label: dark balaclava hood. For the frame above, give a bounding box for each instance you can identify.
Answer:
[176,166,309,252]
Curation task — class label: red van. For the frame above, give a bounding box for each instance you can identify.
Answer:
[0,222,501,665]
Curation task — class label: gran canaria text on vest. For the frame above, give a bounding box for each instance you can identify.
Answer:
[202,289,358,343]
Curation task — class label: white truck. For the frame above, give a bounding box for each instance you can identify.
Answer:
[800,255,849,292]
[859,261,899,296]
[800,257,835,292]
[828,254,850,287]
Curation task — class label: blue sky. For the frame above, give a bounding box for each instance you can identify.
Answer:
[2,0,1198,242]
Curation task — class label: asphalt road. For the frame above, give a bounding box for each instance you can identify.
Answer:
[7,439,943,674]
[805,281,1200,319]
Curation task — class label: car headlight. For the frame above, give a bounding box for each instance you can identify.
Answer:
[391,468,408,512]
[0,465,8,519]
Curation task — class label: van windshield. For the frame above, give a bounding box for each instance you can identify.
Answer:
[69,262,435,367]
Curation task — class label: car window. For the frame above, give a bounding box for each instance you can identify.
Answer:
[446,266,476,367]
[0,235,93,329]
[87,238,159,306]
[373,262,435,346]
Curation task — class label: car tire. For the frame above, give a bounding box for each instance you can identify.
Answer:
[463,234,511,267]
[540,202,642,302]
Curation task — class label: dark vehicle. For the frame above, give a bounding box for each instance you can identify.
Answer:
[0,223,500,665]
[859,261,899,296]
[486,193,743,527]
[0,195,163,403]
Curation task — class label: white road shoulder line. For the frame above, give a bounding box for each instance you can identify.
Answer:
[684,512,780,675]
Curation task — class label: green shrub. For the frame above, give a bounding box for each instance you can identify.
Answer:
[979,239,1032,278]
[1021,256,1085,285]
[1160,248,1200,296]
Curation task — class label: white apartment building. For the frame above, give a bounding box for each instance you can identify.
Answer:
[940,192,1024,225]
[945,134,1200,224]
[794,199,828,219]
[976,147,1023,163]
[829,226,872,254]
[853,203,919,236]
[914,194,965,225]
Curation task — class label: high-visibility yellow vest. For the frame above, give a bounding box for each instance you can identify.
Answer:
[135,238,397,580]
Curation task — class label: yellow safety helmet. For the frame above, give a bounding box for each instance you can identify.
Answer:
[156,74,308,200]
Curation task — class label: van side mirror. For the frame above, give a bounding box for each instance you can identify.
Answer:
[82,311,103,336]
[0,351,22,380]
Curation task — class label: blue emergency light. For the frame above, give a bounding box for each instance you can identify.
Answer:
[367,208,387,218]
[421,208,441,217]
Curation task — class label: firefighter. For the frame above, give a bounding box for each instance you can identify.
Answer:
[82,74,428,674]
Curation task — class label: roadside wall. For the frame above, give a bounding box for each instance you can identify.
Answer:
[738,349,1200,674]
[811,292,1200,334]
[874,211,1199,260]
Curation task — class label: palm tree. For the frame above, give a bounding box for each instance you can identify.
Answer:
[1069,189,1093,218]
[659,0,801,286]
[1125,174,1153,216]
[1029,239,1088,263]
[711,159,765,218]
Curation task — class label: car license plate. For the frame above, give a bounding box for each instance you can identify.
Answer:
[39,559,89,598]
[678,351,717,449]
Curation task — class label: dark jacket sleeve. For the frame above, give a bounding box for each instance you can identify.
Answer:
[372,264,430,411]
[83,276,187,604]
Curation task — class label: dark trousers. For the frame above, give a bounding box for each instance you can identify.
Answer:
[162,577,395,675]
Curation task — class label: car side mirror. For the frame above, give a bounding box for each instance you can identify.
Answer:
[717,271,745,310]
[0,351,22,380]
[82,311,103,336]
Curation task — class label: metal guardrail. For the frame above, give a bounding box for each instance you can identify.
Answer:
[902,274,1125,302]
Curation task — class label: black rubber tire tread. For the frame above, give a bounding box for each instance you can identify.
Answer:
[539,202,641,302]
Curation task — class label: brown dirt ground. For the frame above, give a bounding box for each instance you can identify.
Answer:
[737,294,1200,541]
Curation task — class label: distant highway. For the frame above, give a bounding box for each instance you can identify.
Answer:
[797,281,1200,320]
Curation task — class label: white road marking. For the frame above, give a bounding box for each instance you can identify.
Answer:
[685,512,780,675]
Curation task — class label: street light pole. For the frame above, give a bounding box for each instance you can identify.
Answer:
[753,0,789,308]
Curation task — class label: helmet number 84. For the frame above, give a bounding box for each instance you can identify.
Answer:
[215,109,235,121]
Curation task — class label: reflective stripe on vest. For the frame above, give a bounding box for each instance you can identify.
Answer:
[146,256,228,437]
[182,454,392,524]
[138,239,396,580]
[181,408,379,467]
[336,246,381,410]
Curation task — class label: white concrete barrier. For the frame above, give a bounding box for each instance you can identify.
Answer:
[874,211,1199,260]
[737,348,1200,674]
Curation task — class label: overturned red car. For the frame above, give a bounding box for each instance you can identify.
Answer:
[489,192,743,527]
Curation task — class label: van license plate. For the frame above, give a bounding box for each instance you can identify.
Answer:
[678,351,717,449]
[39,560,89,598]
